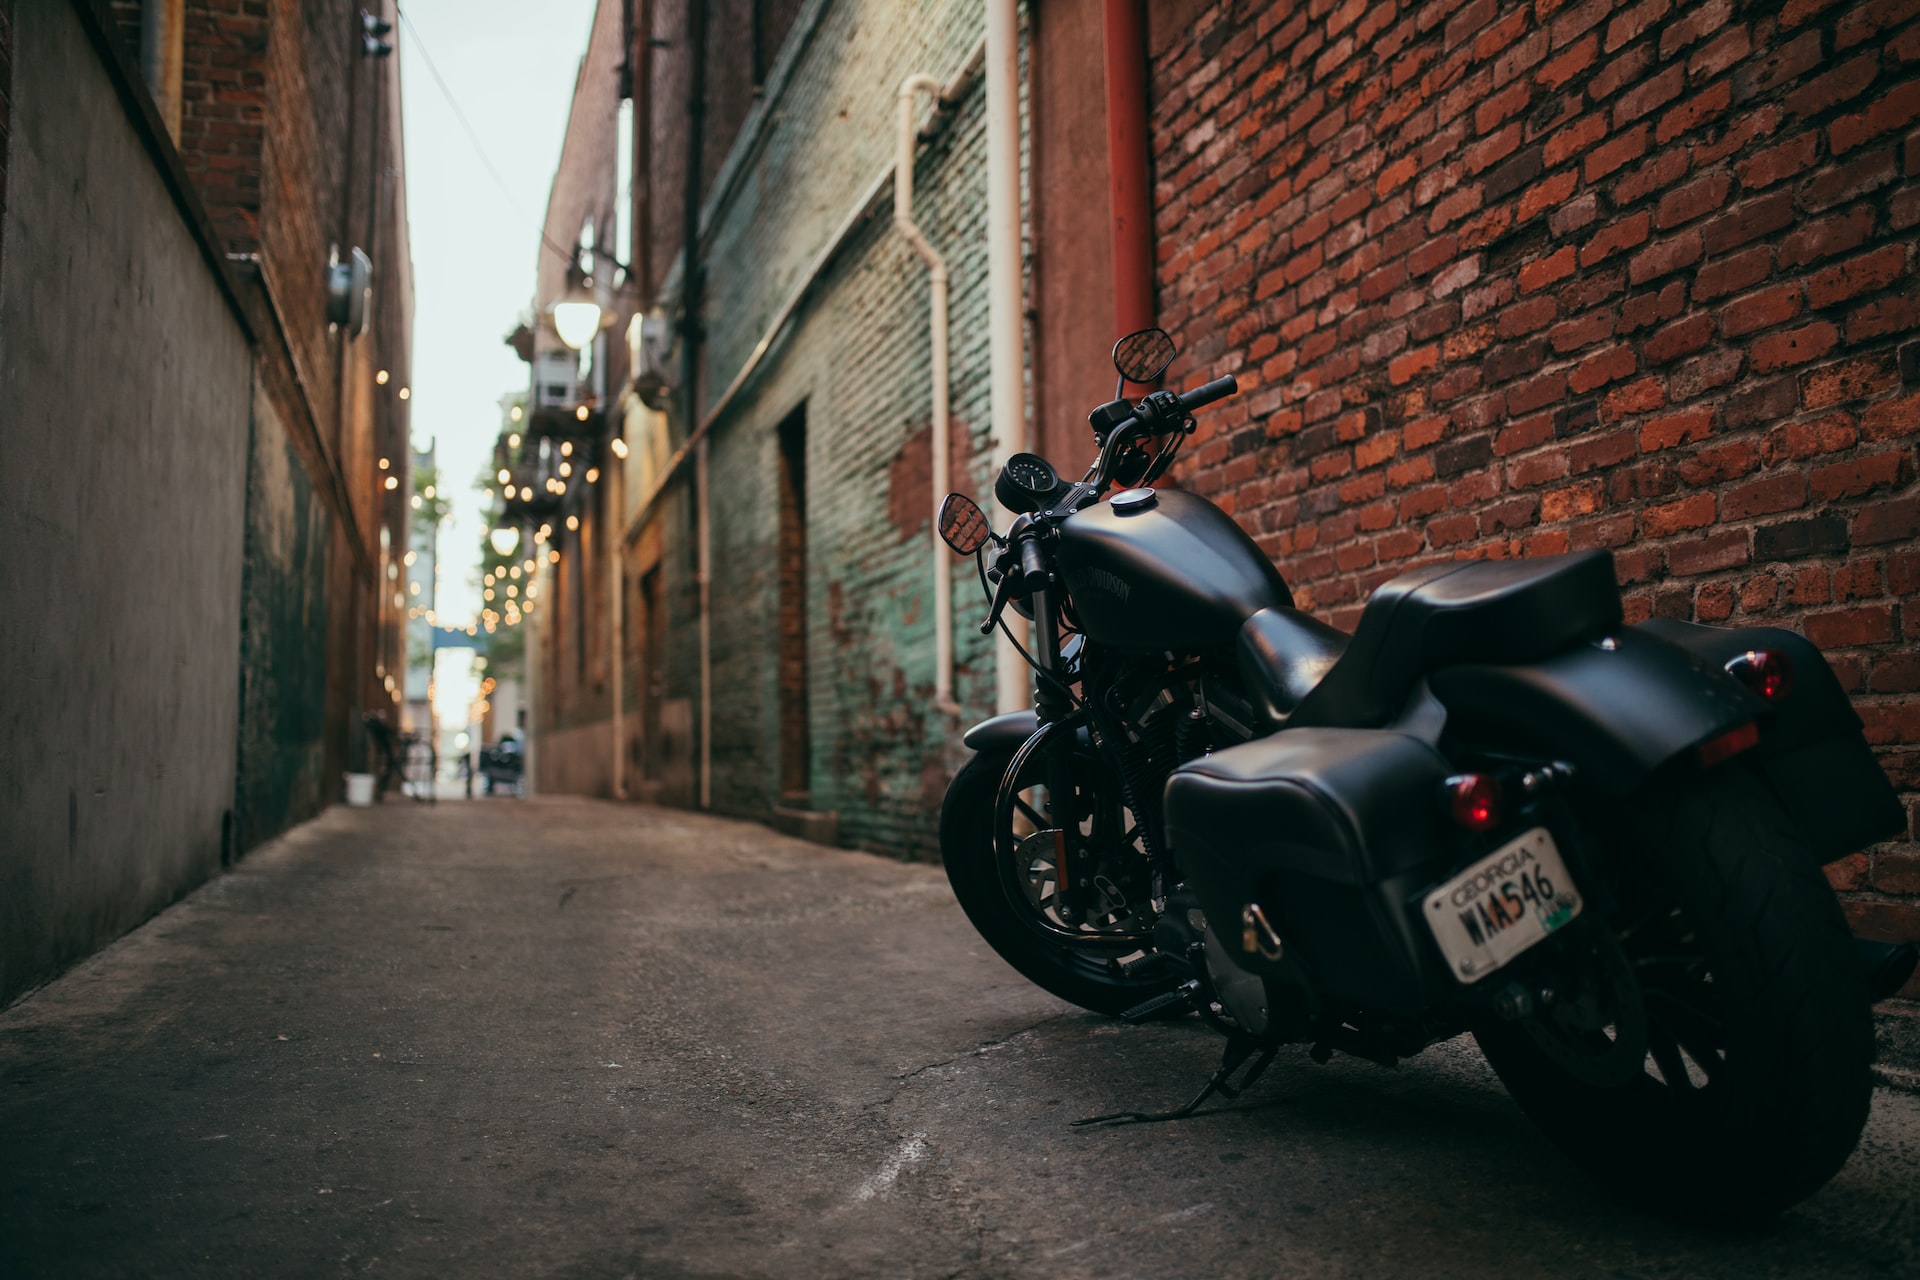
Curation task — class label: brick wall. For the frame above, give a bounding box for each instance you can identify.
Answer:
[1149,0,1920,983]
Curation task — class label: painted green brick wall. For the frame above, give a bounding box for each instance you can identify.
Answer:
[649,0,1006,856]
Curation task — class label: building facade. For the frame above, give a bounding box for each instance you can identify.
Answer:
[0,0,412,1005]
[514,0,1916,985]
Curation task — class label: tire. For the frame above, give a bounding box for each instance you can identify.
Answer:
[939,748,1181,1017]
[1475,767,1874,1222]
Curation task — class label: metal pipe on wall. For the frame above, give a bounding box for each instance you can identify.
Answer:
[139,0,186,142]
[1103,0,1155,337]
[986,0,1029,715]
[894,73,961,717]
[696,437,713,810]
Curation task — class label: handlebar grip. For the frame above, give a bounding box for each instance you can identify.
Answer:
[1178,375,1239,411]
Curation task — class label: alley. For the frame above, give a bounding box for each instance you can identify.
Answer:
[1,800,1916,1279]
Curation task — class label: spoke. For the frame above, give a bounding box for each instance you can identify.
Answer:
[1015,798,1047,829]
[1647,1022,1697,1093]
[1647,999,1724,1079]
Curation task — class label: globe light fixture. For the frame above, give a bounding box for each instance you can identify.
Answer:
[551,263,602,351]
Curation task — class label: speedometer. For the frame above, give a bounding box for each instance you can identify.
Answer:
[995,452,1062,514]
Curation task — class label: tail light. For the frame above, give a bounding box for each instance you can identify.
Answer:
[1725,648,1794,700]
[1445,774,1504,833]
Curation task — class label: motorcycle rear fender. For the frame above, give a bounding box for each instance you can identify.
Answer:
[1429,623,1903,859]
[1638,619,1904,861]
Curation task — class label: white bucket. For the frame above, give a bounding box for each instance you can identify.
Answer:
[344,772,376,807]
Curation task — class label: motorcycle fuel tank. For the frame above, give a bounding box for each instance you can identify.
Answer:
[1056,488,1293,652]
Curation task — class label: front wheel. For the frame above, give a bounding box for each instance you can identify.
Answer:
[939,747,1179,1017]
[1476,768,1874,1222]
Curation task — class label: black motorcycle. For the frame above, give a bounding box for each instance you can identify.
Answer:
[936,327,1916,1221]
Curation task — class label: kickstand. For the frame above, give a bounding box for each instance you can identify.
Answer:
[1072,1036,1278,1127]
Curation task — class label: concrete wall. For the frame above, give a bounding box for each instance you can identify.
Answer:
[235,383,333,852]
[0,0,251,1001]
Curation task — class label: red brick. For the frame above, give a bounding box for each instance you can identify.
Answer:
[1614,148,1690,205]
[1538,32,1601,90]
[1702,192,1794,254]
[1862,393,1920,440]
[1694,103,1782,167]
[1801,147,1900,213]
[1830,82,1920,155]
[1586,125,1649,181]
[1735,133,1819,190]
[1688,27,1752,82]
[1519,170,1581,224]
[1806,245,1909,308]
[1779,207,1876,269]
[1812,451,1912,502]
[1544,113,1610,168]
[1656,81,1731,145]
[1602,375,1669,419]
[1802,356,1901,411]
[1578,211,1650,267]
[1678,439,1761,485]
[1641,408,1716,451]
[1847,295,1920,342]
[1518,245,1578,293]
[1693,244,1773,300]
[1569,344,1637,393]
[1720,282,1805,338]
[1618,64,1688,129]
[1722,473,1808,519]
[1652,172,1730,229]
[1644,312,1715,364]
[1785,53,1880,118]
[1751,321,1840,373]
[1661,0,1734,57]
[1853,495,1920,545]
[1643,492,1717,535]
[1803,604,1897,648]
[1668,530,1751,575]
[1499,295,1559,338]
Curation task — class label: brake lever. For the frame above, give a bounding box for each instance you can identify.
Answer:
[979,564,1018,635]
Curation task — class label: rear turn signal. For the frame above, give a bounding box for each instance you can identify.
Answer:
[1697,721,1761,768]
[1445,774,1504,833]
[1725,648,1794,700]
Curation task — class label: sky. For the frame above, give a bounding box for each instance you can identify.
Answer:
[396,0,599,738]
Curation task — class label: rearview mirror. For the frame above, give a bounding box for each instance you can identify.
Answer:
[1113,327,1177,385]
[938,493,991,556]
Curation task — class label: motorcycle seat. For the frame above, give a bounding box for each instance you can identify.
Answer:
[1271,551,1622,730]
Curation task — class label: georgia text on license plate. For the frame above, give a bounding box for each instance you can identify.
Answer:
[1424,827,1581,984]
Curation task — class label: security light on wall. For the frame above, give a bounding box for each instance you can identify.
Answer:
[629,309,675,409]
[326,246,372,336]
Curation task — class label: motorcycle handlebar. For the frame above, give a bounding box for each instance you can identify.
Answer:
[1177,374,1238,412]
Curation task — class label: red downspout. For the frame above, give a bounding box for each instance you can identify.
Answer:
[1103,0,1155,338]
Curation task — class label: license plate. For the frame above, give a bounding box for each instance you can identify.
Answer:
[1424,827,1581,984]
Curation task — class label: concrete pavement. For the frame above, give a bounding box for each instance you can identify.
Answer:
[2,797,1916,1279]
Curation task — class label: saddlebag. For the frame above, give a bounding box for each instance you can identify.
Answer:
[1164,728,1453,1016]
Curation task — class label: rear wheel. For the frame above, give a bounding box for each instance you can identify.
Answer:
[939,746,1179,1017]
[1475,769,1873,1222]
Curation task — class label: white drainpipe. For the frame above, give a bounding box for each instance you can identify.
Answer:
[986,0,1029,714]
[896,74,962,717]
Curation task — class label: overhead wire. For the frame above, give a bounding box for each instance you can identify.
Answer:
[394,4,577,268]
